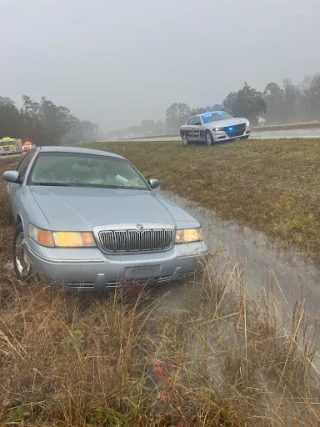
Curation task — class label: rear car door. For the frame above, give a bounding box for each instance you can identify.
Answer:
[185,117,195,141]
[193,116,204,142]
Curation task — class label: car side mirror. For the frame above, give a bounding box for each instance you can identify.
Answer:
[148,178,160,189]
[3,170,20,183]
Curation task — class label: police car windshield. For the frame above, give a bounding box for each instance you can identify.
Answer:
[201,112,233,123]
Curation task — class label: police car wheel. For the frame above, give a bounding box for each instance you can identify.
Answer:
[205,131,213,146]
[182,134,189,146]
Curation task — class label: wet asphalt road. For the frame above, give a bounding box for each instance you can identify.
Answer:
[115,127,320,142]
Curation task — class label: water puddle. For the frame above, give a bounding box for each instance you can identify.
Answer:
[160,190,320,320]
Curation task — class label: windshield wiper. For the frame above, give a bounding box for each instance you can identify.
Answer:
[103,185,147,190]
[31,182,72,187]
[118,186,146,190]
[31,183,147,189]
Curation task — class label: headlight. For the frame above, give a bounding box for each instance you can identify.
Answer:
[53,232,96,247]
[28,224,54,247]
[246,121,250,126]
[28,224,96,247]
[175,228,203,244]
[213,127,222,132]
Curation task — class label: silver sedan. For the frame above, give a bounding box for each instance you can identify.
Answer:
[180,111,251,146]
[3,146,208,290]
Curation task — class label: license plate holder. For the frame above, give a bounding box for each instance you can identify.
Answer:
[124,265,161,279]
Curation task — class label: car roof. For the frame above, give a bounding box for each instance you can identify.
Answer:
[38,145,124,159]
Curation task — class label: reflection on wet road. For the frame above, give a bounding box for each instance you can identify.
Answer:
[159,190,320,321]
[114,127,320,142]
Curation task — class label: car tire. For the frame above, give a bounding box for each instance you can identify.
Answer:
[182,134,189,146]
[205,131,214,146]
[242,135,250,140]
[13,222,33,282]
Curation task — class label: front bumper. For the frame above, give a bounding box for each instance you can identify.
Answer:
[212,125,251,142]
[25,240,208,290]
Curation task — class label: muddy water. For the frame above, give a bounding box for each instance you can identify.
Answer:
[158,190,320,321]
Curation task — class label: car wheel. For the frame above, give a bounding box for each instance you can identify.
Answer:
[182,134,189,146]
[13,223,33,282]
[242,135,250,140]
[205,131,214,146]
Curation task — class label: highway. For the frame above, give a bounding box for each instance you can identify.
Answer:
[115,127,320,142]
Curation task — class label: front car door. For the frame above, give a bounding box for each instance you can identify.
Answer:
[8,150,36,220]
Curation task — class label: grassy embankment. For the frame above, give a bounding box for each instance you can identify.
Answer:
[0,152,319,426]
[89,138,320,265]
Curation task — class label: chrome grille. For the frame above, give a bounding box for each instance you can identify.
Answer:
[98,229,174,253]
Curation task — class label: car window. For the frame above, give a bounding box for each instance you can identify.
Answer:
[187,117,195,125]
[29,152,150,190]
[17,150,36,182]
[194,116,202,125]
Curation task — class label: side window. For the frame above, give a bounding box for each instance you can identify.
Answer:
[17,150,36,182]
[194,116,202,125]
[187,117,195,125]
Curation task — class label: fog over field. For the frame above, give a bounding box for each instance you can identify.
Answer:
[1,0,320,133]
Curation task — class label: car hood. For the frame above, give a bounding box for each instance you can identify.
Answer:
[30,186,198,231]
[210,117,248,127]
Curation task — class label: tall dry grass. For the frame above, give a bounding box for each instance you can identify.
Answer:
[1,260,319,425]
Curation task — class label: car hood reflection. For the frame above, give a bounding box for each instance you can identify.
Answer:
[30,186,194,230]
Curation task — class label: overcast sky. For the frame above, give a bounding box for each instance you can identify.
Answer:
[1,0,320,131]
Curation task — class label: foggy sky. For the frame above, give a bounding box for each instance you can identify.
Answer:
[1,0,320,131]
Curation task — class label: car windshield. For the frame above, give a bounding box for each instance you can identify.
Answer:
[29,152,150,190]
[0,142,11,146]
[201,111,233,123]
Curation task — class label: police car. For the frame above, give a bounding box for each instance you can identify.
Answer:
[180,111,251,146]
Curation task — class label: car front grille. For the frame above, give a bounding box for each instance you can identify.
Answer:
[223,123,246,137]
[98,229,174,253]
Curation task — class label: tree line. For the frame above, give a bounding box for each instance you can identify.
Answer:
[0,95,100,145]
[165,73,320,132]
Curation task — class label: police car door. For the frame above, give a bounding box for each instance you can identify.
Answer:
[193,116,203,142]
[185,117,195,141]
